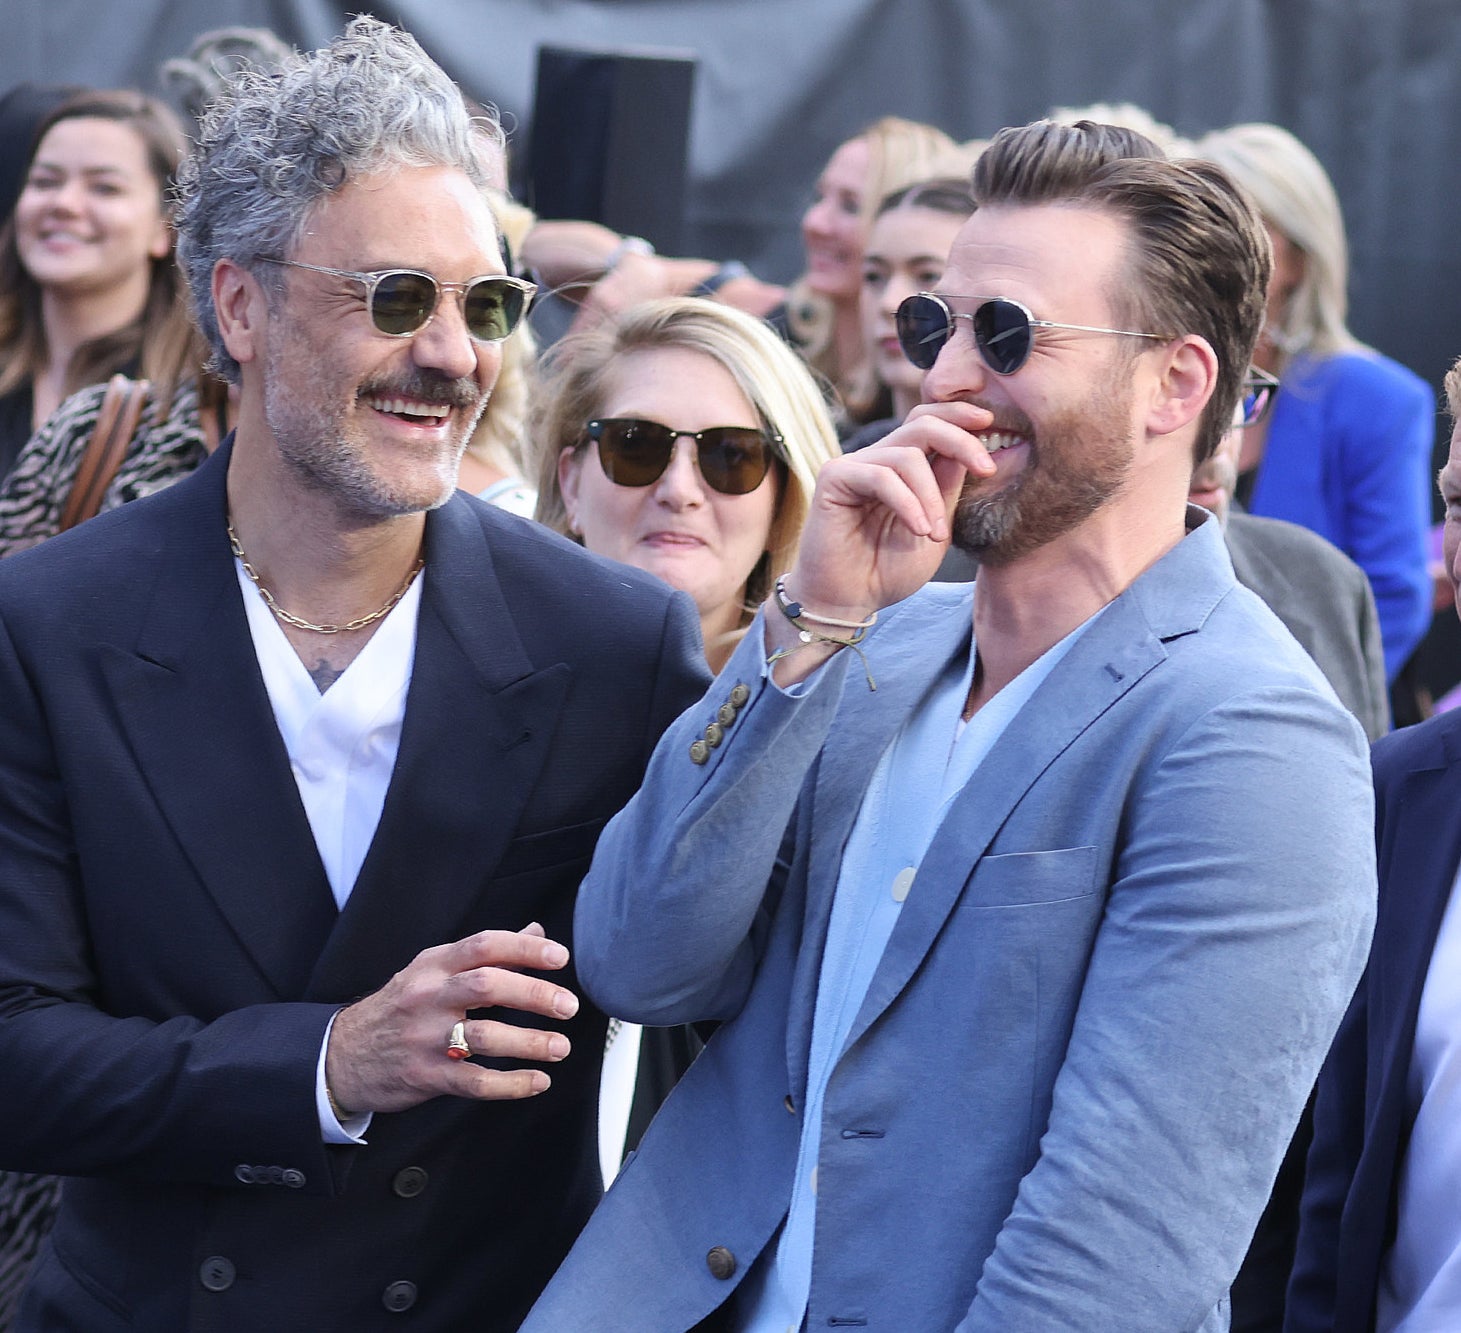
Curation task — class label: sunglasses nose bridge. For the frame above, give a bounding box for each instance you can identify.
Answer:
[398,278,486,379]
[646,433,709,503]
[919,309,996,402]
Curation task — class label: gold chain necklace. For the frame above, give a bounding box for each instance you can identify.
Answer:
[227,520,424,635]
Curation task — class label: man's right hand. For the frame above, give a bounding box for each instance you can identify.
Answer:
[765,401,998,684]
[324,923,578,1114]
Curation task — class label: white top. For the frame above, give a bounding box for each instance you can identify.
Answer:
[235,558,423,1143]
[1378,856,1461,1331]
[477,476,537,519]
[599,1019,644,1186]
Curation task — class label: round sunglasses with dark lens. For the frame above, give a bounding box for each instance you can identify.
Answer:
[896,292,1035,373]
[585,419,780,495]
[896,292,1166,376]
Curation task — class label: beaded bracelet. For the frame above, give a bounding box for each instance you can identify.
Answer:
[773,575,878,634]
[768,576,877,691]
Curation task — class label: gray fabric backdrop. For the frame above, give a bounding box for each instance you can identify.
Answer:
[8,0,1460,398]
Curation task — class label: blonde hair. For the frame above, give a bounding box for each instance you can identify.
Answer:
[1196,122,1360,359]
[531,297,840,634]
[787,115,960,415]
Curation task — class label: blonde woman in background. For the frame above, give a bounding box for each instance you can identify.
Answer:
[535,295,840,671]
[524,117,964,431]
[1198,121,1433,687]
[781,116,965,426]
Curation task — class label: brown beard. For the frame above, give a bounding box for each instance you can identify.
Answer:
[952,374,1135,566]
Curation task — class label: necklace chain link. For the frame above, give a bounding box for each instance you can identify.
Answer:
[227,519,424,635]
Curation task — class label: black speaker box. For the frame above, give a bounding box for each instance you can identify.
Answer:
[525,45,697,255]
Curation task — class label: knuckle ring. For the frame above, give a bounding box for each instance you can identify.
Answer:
[446,1019,470,1061]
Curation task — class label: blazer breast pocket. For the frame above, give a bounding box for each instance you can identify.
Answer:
[964,845,1099,908]
[493,816,608,881]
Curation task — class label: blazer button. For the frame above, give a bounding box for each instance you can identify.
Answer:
[393,1166,429,1198]
[382,1280,418,1312]
[729,683,751,708]
[281,1168,306,1189]
[704,721,724,748]
[199,1256,236,1292]
[705,1246,737,1280]
[689,739,710,765]
[716,702,737,726]
[233,1164,256,1184]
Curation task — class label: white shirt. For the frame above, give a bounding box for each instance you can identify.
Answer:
[235,558,423,1143]
[1377,857,1461,1331]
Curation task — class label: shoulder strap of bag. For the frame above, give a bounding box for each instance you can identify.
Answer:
[58,374,152,532]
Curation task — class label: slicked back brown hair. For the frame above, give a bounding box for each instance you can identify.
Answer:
[972,119,1271,463]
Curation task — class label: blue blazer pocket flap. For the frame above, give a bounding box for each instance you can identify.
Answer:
[965,845,1099,907]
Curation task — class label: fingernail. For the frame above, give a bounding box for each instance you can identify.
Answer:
[547,1033,570,1059]
[553,990,580,1018]
[543,942,569,968]
[530,1070,551,1093]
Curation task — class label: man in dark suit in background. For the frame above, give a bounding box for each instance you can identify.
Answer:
[1187,381,1390,1333]
[0,18,705,1330]
[1285,356,1461,1332]
[1189,377,1389,742]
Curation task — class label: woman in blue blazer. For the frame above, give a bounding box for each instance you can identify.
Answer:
[1199,122,1434,685]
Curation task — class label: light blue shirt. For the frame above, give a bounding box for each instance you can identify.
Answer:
[740,613,1098,1332]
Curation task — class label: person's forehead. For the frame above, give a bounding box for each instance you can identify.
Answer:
[297,164,502,272]
[33,116,149,171]
[867,204,965,256]
[819,137,869,191]
[942,202,1129,313]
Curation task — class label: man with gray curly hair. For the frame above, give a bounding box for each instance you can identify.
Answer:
[0,16,706,1330]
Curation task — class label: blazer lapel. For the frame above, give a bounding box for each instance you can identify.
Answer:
[1373,717,1461,1084]
[785,588,975,1094]
[102,447,337,1000]
[307,499,571,1000]
[842,514,1232,1055]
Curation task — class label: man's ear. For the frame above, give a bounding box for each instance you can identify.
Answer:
[213,258,268,368]
[1145,334,1218,439]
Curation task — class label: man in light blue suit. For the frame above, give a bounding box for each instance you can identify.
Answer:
[524,120,1377,1332]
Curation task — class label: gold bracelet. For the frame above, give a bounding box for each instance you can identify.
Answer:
[325,1080,354,1124]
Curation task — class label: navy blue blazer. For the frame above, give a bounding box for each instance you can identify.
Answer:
[1287,708,1461,1331]
[0,442,707,1330]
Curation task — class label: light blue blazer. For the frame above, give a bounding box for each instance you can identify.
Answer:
[526,512,1377,1333]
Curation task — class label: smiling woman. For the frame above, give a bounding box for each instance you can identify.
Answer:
[532,297,841,672]
[0,89,198,483]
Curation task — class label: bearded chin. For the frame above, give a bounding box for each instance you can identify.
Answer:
[951,478,1025,564]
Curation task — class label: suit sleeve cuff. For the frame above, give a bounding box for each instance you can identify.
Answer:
[316,1010,372,1144]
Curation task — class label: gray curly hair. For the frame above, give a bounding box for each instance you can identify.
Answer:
[174,15,500,383]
